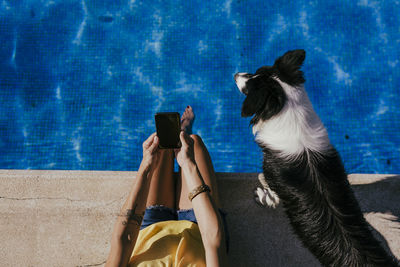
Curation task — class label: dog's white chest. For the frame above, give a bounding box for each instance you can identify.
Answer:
[254,83,330,156]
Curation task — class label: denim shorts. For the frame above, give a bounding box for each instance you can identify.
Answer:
[140,205,229,251]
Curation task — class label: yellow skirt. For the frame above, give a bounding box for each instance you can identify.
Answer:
[129,220,206,267]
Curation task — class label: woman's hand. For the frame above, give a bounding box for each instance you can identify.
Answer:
[174,131,195,169]
[140,132,160,172]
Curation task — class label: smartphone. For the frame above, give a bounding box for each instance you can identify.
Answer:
[155,112,181,149]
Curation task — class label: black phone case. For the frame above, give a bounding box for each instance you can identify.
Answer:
[155,112,181,149]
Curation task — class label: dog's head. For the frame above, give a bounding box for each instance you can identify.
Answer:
[234,49,306,125]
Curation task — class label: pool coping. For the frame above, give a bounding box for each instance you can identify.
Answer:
[0,170,399,266]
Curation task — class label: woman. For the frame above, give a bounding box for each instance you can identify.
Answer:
[105,106,228,266]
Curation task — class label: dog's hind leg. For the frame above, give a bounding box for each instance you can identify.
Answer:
[258,172,270,189]
[254,173,280,208]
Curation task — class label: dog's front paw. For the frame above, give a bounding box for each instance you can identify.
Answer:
[254,186,280,208]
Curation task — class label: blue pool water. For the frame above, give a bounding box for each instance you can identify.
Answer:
[0,0,399,173]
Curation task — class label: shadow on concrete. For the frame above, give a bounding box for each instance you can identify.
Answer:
[352,175,400,262]
[218,174,400,267]
[219,173,320,267]
[352,175,400,223]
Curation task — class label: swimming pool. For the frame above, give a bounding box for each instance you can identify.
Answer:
[1,0,399,173]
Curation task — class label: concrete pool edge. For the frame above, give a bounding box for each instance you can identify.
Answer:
[0,170,399,266]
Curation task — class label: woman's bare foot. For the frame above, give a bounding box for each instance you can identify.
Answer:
[181,106,195,134]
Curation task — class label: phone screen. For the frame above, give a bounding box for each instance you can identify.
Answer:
[155,112,181,149]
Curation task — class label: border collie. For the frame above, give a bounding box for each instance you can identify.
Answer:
[234,49,398,267]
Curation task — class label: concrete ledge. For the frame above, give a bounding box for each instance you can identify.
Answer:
[0,170,399,266]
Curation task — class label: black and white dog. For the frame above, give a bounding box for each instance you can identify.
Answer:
[234,49,398,267]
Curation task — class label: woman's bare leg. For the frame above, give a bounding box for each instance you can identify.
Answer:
[176,107,221,210]
[145,149,175,209]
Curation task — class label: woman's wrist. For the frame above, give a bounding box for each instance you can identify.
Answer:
[180,160,196,173]
[188,184,211,201]
[181,162,205,189]
[138,160,152,178]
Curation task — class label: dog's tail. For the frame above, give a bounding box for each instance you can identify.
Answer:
[275,148,399,266]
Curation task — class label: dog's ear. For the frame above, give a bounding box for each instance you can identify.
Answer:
[241,77,268,117]
[273,49,306,86]
[256,78,286,122]
[242,77,286,123]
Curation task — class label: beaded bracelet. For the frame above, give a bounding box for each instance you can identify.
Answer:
[188,184,211,201]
